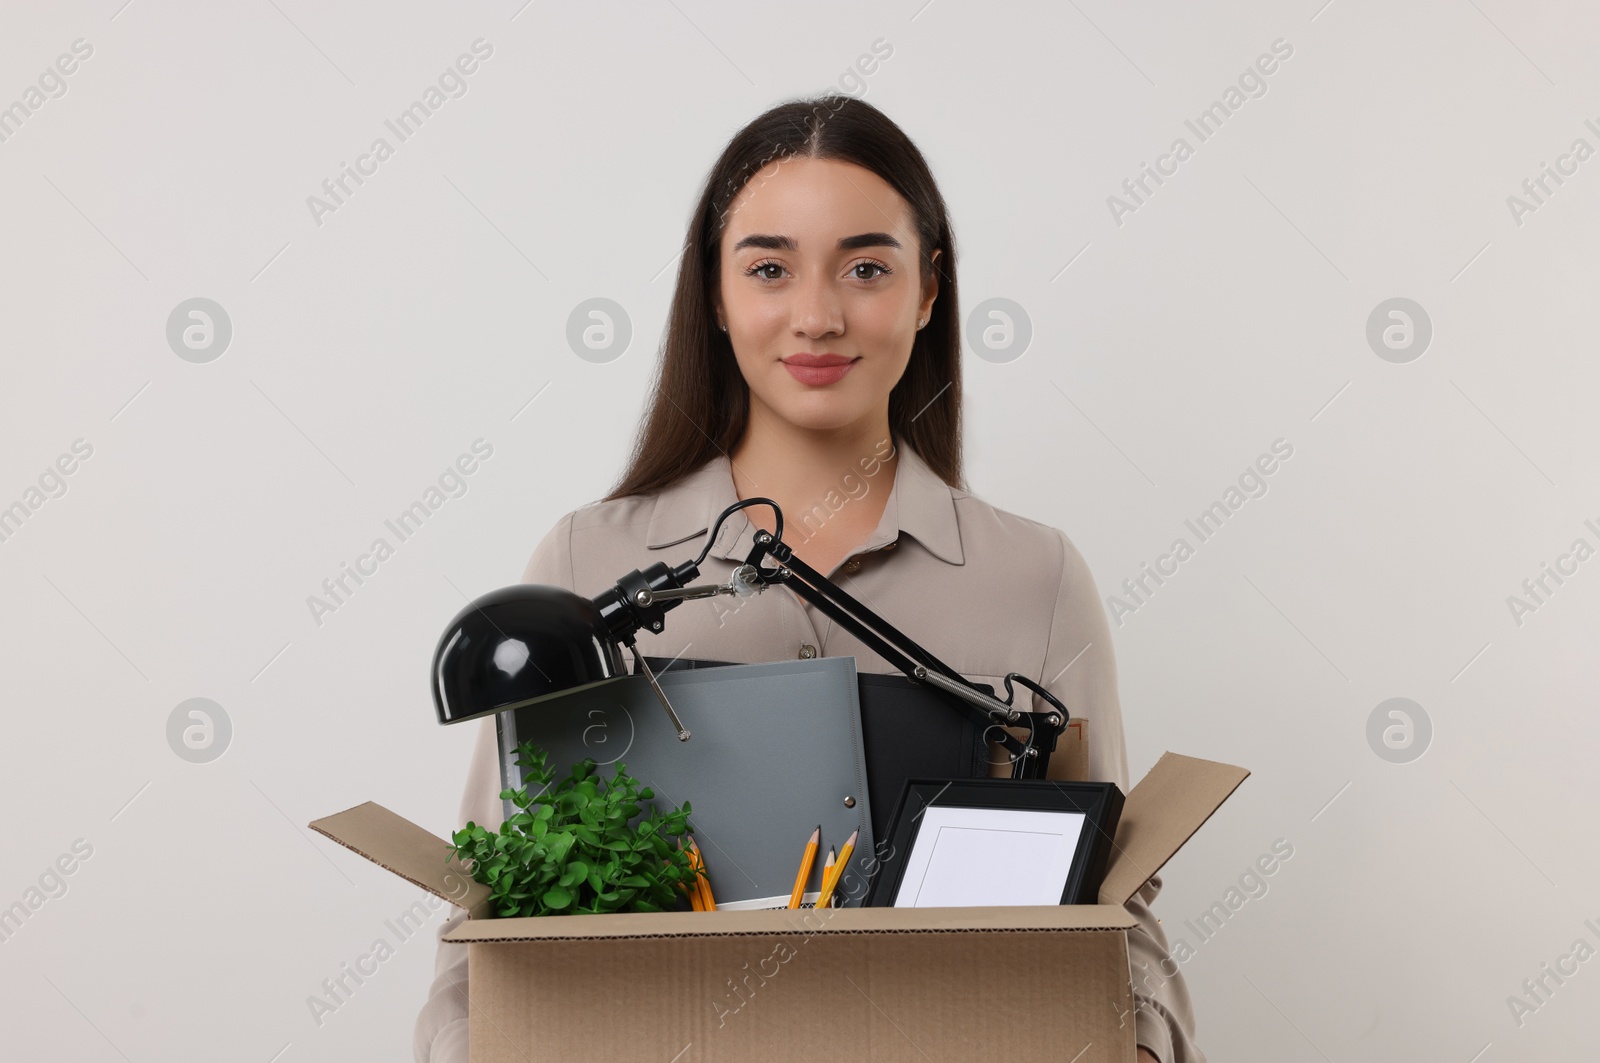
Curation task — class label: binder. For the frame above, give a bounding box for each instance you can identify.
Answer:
[636,656,995,846]
[494,656,877,908]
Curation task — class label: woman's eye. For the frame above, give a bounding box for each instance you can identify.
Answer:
[744,261,785,280]
[851,261,891,280]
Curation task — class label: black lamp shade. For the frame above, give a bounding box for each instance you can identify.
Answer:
[431,584,629,725]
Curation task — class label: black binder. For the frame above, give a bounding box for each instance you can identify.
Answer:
[643,656,994,845]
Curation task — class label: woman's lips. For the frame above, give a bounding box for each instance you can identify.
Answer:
[783,359,858,387]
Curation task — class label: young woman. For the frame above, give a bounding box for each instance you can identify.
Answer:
[417,96,1200,1063]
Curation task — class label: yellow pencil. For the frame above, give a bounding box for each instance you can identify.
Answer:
[787,825,820,909]
[689,836,717,911]
[816,829,857,910]
[680,840,704,911]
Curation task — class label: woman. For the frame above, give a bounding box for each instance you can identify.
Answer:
[417,95,1201,1063]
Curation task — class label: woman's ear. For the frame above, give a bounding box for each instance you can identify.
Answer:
[918,248,941,324]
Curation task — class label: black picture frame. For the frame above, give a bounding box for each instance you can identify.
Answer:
[863,778,1125,908]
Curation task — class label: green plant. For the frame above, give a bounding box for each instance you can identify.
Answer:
[448,741,701,917]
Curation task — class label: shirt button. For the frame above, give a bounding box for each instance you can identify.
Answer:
[843,557,862,574]
[799,644,817,659]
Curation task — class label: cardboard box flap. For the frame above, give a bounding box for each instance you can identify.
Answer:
[444,901,1136,943]
[309,802,490,913]
[1099,752,1249,907]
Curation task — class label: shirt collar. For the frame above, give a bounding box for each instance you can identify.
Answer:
[643,435,965,566]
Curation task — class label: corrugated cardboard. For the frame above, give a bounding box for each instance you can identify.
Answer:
[987,715,1089,780]
[1099,753,1249,906]
[311,750,1247,1063]
[310,801,491,916]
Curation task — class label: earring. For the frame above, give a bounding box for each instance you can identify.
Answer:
[916,318,927,330]
[718,320,727,332]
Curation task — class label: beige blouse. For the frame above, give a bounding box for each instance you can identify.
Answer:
[415,435,1205,1063]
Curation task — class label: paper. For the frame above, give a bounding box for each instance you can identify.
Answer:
[893,805,1087,907]
[717,891,823,912]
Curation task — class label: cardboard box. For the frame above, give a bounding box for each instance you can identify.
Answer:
[311,752,1247,1063]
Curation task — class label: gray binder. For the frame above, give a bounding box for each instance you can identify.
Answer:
[495,657,875,908]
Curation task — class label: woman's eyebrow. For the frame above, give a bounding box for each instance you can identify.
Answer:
[838,231,902,251]
[731,234,795,252]
[730,232,904,252]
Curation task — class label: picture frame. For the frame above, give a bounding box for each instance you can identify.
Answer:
[863,778,1125,908]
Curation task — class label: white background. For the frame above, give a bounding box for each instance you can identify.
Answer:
[1,1,1596,1060]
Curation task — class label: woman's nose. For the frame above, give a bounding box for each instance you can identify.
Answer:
[789,275,844,337]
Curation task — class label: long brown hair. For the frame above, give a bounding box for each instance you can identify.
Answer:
[602,93,964,502]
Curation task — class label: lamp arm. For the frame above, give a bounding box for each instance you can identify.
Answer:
[633,563,765,606]
[624,642,691,742]
[746,530,1066,779]
[601,498,1068,777]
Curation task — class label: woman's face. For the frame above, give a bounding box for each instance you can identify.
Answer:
[716,156,939,434]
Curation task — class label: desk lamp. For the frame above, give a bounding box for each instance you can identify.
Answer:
[431,498,1068,779]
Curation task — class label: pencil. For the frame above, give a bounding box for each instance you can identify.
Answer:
[689,836,717,911]
[787,825,820,909]
[679,840,704,911]
[816,829,857,910]
[817,847,837,909]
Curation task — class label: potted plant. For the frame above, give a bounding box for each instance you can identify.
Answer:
[449,741,701,916]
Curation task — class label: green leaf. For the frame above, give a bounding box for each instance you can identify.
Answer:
[449,740,698,920]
